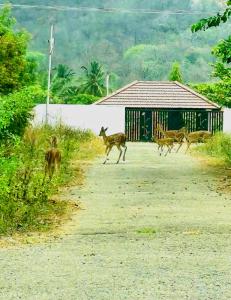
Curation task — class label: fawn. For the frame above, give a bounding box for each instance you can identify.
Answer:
[99,127,127,164]
[45,136,61,179]
[153,131,175,156]
[156,124,185,153]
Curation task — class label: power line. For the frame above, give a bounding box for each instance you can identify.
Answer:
[0,3,220,15]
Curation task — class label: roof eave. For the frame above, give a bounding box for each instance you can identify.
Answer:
[95,81,138,105]
[174,81,221,109]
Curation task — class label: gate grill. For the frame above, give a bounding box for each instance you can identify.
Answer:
[125,108,223,142]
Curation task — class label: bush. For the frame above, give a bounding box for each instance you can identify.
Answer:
[65,94,99,105]
[0,124,102,235]
[0,86,46,141]
[196,132,231,164]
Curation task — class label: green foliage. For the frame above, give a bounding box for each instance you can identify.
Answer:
[191,1,231,108]
[213,36,231,64]
[51,64,77,100]
[10,0,229,85]
[191,1,231,32]
[65,94,99,105]
[53,64,75,80]
[0,5,15,33]
[212,62,231,80]
[192,0,231,107]
[196,132,231,164]
[0,5,40,94]
[136,227,156,234]
[26,51,46,84]
[0,125,99,235]
[168,62,183,83]
[124,44,150,59]
[49,63,103,103]
[80,61,106,96]
[0,88,35,140]
[192,80,231,107]
[122,42,214,82]
[211,38,231,82]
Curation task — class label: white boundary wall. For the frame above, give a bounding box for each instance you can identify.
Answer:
[224,108,231,133]
[33,105,231,134]
[33,104,125,135]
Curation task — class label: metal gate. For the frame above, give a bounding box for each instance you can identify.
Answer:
[125,108,223,142]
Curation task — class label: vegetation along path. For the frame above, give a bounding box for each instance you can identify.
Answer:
[1,143,231,300]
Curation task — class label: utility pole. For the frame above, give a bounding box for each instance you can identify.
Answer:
[106,73,110,96]
[45,24,55,124]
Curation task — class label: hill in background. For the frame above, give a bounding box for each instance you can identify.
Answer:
[6,0,231,87]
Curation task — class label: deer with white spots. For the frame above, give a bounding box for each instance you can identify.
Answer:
[99,127,127,164]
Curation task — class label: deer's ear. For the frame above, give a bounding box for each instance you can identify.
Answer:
[105,127,108,131]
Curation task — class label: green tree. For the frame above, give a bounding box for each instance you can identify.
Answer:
[192,81,231,108]
[191,0,231,107]
[0,87,36,140]
[65,94,99,105]
[51,64,77,101]
[191,1,231,32]
[80,61,106,97]
[53,64,75,81]
[168,62,183,83]
[0,6,37,95]
[191,0,231,77]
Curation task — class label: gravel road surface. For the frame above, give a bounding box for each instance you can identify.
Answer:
[0,143,231,300]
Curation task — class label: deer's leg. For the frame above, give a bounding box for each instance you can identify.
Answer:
[166,145,172,156]
[103,146,112,164]
[185,141,191,153]
[105,146,109,154]
[160,145,163,156]
[49,163,55,179]
[55,160,60,173]
[176,141,183,153]
[157,145,160,154]
[103,146,108,164]
[116,145,123,164]
[157,144,160,155]
[169,144,174,153]
[165,145,170,156]
[164,147,169,156]
[44,163,49,178]
[122,144,127,161]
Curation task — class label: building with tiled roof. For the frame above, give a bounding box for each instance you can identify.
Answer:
[96,81,220,109]
[96,81,223,141]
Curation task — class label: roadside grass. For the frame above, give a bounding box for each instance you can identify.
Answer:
[0,125,104,236]
[136,227,157,235]
[193,132,231,193]
[194,132,231,166]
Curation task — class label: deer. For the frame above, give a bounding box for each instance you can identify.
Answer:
[99,127,127,164]
[183,130,212,153]
[45,136,61,179]
[156,124,185,153]
[153,130,175,156]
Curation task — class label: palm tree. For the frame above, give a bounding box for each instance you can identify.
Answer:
[80,61,106,97]
[51,64,77,101]
[53,64,75,81]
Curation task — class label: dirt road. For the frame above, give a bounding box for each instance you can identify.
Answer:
[0,143,231,299]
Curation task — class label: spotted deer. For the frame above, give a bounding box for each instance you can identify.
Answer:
[156,124,185,152]
[153,130,175,156]
[99,127,127,164]
[184,130,212,153]
[45,136,61,179]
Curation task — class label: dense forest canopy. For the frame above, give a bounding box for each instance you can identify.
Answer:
[1,0,230,87]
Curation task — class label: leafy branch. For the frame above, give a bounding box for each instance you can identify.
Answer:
[191,1,231,32]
